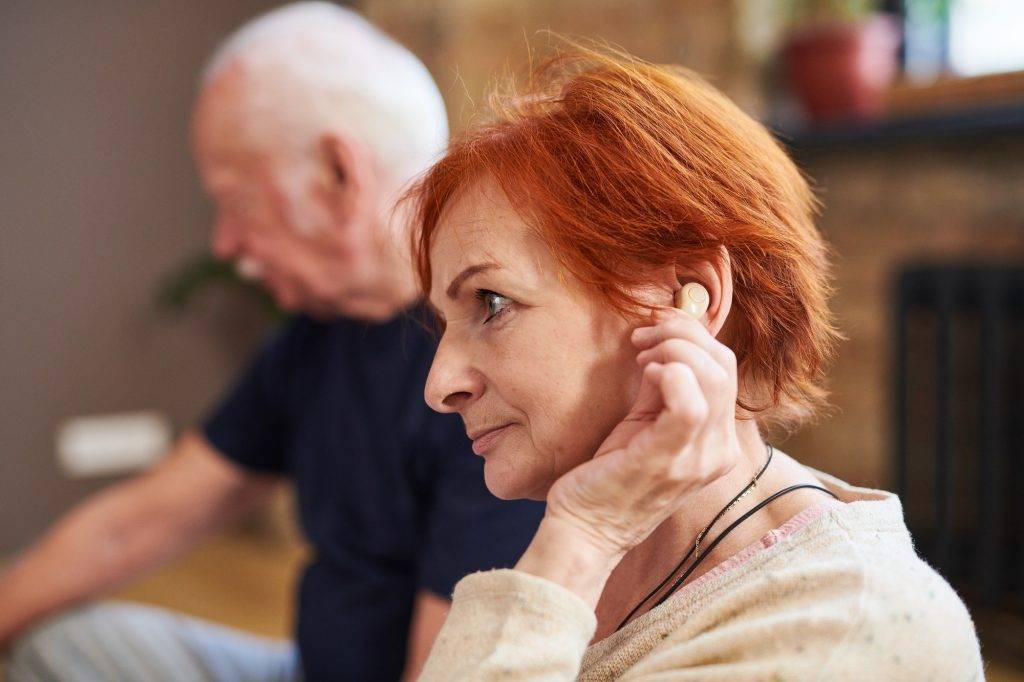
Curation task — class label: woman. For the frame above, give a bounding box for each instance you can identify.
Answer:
[407,47,982,680]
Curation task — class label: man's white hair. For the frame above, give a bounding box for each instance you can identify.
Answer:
[203,2,448,188]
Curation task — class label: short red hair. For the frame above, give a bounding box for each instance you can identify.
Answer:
[407,46,840,429]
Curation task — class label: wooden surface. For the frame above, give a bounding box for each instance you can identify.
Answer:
[2,527,1022,678]
[114,526,307,639]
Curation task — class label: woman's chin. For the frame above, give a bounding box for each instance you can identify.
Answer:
[482,454,551,501]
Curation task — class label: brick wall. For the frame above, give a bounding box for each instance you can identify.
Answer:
[366,1,1024,489]
[785,138,1024,486]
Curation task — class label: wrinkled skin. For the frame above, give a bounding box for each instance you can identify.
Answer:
[191,63,417,321]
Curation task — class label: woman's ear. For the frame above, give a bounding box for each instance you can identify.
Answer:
[319,132,377,228]
[676,246,733,338]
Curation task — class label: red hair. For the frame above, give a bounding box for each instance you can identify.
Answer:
[407,46,841,429]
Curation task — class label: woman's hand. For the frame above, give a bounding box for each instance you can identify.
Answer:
[515,309,742,605]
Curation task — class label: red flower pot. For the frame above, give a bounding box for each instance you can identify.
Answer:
[782,13,901,124]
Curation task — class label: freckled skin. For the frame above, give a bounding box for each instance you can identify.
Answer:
[425,182,652,500]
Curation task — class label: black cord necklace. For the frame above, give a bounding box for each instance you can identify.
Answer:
[614,446,839,633]
[649,482,838,611]
[614,444,774,632]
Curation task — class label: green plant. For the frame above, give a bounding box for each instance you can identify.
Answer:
[156,251,285,321]
[904,0,951,24]
[783,0,880,23]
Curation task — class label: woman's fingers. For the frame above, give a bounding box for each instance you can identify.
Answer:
[627,360,670,419]
[628,313,739,487]
[635,338,731,396]
[628,335,727,427]
[636,362,706,441]
[635,362,709,479]
[634,334,736,419]
[659,362,709,433]
[650,361,734,485]
[631,312,737,372]
[631,311,705,349]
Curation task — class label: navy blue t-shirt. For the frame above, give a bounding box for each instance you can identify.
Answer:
[203,306,544,681]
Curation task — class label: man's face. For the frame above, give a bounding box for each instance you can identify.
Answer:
[190,72,407,321]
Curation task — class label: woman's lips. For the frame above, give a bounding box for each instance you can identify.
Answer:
[471,424,512,456]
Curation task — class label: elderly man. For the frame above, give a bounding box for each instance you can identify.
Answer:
[0,4,543,680]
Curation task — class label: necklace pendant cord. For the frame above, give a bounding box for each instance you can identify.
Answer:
[614,445,841,632]
[615,443,776,633]
[650,482,838,612]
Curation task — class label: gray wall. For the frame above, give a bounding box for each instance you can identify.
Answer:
[0,0,286,552]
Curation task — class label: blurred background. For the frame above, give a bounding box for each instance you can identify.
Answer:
[1,0,1022,676]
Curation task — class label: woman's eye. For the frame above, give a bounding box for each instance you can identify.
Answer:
[475,289,512,323]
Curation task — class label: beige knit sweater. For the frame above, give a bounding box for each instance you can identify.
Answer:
[419,470,983,681]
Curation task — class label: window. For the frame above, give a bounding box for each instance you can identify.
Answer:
[904,0,1024,80]
[948,0,1024,76]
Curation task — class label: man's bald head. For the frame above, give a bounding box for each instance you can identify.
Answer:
[191,3,449,321]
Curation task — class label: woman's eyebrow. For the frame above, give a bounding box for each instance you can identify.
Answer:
[446,262,500,300]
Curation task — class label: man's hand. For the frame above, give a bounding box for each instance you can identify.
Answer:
[0,431,279,651]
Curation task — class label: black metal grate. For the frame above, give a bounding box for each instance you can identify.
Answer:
[895,264,1024,607]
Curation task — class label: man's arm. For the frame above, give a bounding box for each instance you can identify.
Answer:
[0,430,279,650]
[402,590,449,681]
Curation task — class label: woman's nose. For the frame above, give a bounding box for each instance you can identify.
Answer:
[424,335,481,414]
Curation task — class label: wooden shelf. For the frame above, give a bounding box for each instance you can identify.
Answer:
[773,70,1024,152]
[773,100,1024,152]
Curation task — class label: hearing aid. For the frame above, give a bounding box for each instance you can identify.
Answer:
[673,282,710,319]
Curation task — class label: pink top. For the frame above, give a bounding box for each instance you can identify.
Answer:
[672,499,846,602]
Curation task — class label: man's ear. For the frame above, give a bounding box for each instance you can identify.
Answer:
[676,245,733,338]
[320,132,377,227]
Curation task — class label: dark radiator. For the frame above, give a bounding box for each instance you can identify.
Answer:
[894,264,1024,607]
